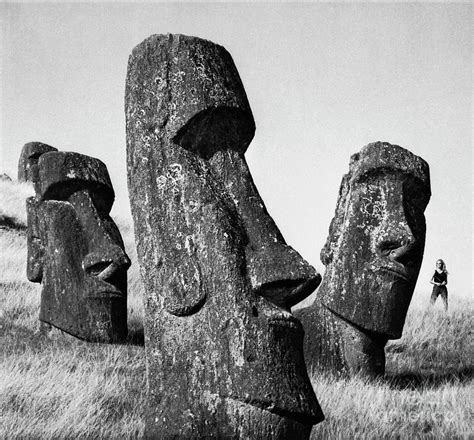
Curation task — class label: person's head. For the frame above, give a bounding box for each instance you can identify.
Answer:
[126,34,323,437]
[436,259,446,271]
[27,151,130,342]
[319,142,431,339]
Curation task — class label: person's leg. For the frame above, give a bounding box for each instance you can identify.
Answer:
[440,288,448,311]
[430,288,438,306]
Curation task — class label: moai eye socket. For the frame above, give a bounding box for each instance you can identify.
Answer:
[174,107,255,160]
[36,151,114,216]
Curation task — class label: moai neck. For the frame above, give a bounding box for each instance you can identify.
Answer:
[298,293,387,378]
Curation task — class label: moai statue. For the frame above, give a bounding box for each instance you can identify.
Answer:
[26,149,130,342]
[297,142,431,377]
[18,142,58,182]
[126,34,324,438]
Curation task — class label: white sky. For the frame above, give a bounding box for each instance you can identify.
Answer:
[1,2,472,302]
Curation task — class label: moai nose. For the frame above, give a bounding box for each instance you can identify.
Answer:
[376,202,417,267]
[59,186,130,283]
[208,149,320,310]
[83,249,131,280]
[249,244,321,309]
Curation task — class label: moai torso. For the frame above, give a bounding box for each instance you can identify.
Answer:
[126,34,324,439]
[25,149,130,342]
[297,142,431,377]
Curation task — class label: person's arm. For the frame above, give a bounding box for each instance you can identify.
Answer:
[430,275,440,286]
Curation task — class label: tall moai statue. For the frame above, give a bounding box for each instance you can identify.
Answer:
[18,142,58,182]
[126,34,324,438]
[25,147,130,342]
[297,142,431,377]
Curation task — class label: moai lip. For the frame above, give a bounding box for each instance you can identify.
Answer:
[297,141,431,377]
[18,142,58,183]
[126,34,323,438]
[26,149,130,343]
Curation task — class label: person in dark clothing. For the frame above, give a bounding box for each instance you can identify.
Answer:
[430,259,448,311]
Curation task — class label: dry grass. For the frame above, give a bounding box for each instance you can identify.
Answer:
[310,303,473,440]
[0,178,472,439]
[0,179,34,230]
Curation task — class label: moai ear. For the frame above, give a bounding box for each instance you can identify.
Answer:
[18,142,58,183]
[160,248,207,316]
[36,151,114,214]
[26,197,44,282]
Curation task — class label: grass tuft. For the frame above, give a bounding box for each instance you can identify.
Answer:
[0,179,34,230]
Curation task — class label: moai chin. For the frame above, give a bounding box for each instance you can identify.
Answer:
[26,149,130,342]
[126,34,324,438]
[297,142,431,377]
[18,142,58,183]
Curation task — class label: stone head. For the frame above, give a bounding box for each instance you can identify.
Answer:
[319,142,431,338]
[18,142,58,183]
[126,34,323,437]
[27,151,130,342]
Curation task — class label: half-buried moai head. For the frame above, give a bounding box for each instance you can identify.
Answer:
[314,142,431,376]
[18,142,58,183]
[26,150,130,342]
[126,34,323,438]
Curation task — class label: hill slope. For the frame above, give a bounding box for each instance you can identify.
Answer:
[0,178,472,439]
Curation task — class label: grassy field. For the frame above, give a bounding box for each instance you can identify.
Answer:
[1,179,472,439]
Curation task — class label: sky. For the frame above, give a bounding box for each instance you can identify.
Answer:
[1,2,472,303]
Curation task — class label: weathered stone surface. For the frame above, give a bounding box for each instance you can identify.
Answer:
[297,142,430,377]
[18,142,58,183]
[126,34,323,438]
[297,302,387,377]
[26,149,130,342]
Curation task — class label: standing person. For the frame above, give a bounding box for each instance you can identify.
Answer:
[430,259,448,311]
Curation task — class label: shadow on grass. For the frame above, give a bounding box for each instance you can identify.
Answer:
[1,319,145,355]
[385,366,473,390]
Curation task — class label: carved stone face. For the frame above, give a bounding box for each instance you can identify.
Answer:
[126,34,323,437]
[319,142,431,338]
[27,151,130,342]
